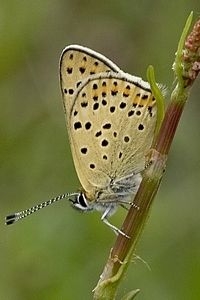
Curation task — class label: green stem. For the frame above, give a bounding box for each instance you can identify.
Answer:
[93,12,199,300]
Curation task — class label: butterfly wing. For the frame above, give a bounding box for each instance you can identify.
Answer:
[59,45,121,126]
[69,72,157,198]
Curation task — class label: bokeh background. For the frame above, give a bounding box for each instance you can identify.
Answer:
[1,1,200,299]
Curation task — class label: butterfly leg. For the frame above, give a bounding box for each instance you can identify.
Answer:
[120,203,129,210]
[101,207,130,238]
[119,200,140,211]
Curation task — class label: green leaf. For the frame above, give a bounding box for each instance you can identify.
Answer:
[121,289,140,300]
[173,11,193,87]
[146,65,165,139]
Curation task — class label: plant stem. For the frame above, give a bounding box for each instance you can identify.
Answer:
[93,12,200,300]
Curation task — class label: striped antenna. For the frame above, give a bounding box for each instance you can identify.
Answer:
[5,192,78,225]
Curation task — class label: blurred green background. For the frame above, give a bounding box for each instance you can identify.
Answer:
[1,1,200,299]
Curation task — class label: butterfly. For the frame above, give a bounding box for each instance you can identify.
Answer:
[5,45,157,237]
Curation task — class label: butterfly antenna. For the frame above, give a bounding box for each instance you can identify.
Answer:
[5,192,78,225]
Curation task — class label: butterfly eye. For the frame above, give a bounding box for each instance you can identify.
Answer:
[69,193,89,211]
[77,193,88,208]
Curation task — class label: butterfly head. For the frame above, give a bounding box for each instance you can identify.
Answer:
[69,192,93,212]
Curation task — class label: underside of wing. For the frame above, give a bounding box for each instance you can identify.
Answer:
[59,45,121,125]
[69,72,157,195]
